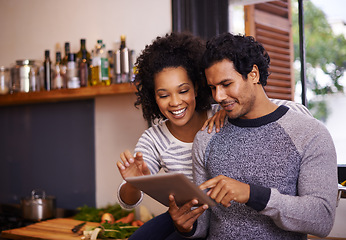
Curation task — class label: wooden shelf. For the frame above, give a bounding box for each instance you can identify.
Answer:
[0,83,137,106]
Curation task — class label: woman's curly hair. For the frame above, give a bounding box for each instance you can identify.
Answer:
[201,33,270,86]
[134,32,212,124]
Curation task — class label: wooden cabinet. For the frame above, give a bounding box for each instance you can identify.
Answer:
[0,83,136,106]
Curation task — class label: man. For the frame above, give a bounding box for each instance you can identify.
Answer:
[168,33,337,239]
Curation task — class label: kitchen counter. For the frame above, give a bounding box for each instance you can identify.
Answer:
[1,218,99,240]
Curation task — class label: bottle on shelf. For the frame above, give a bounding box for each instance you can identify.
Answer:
[114,49,121,84]
[61,42,70,82]
[88,49,94,86]
[76,39,91,65]
[90,40,103,86]
[120,35,129,83]
[52,51,64,89]
[66,53,80,89]
[61,42,70,66]
[99,43,110,85]
[78,50,88,87]
[44,50,52,91]
[108,50,115,84]
[129,49,136,82]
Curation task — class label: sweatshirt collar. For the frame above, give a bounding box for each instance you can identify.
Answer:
[228,105,289,128]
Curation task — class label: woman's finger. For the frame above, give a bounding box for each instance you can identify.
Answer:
[201,118,212,131]
[116,161,125,171]
[120,151,131,167]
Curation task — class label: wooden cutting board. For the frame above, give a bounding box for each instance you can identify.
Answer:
[0,218,100,240]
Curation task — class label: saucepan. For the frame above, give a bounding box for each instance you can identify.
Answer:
[21,189,56,221]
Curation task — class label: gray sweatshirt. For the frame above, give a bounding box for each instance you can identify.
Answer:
[191,106,337,239]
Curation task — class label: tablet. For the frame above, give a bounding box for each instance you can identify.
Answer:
[125,173,216,207]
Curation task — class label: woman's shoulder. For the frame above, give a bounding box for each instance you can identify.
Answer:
[141,120,168,137]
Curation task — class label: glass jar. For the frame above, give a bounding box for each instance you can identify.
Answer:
[0,66,10,94]
[11,60,39,93]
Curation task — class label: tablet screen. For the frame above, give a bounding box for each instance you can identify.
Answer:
[125,173,216,207]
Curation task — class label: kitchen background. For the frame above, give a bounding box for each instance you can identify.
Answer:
[0,0,170,216]
[1,0,345,238]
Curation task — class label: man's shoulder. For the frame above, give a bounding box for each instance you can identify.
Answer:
[270,98,312,117]
[282,108,330,136]
[193,127,218,150]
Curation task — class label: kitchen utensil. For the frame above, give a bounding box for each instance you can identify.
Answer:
[71,221,86,233]
[21,189,56,221]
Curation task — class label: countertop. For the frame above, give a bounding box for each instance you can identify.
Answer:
[1,218,99,240]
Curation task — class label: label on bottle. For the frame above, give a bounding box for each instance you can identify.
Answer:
[100,58,109,80]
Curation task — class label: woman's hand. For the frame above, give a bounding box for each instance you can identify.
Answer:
[199,175,250,207]
[116,150,151,180]
[201,109,227,133]
[168,195,208,233]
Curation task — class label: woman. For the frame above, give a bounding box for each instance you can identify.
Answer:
[116,32,219,240]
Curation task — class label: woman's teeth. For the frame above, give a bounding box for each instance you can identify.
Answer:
[172,108,186,115]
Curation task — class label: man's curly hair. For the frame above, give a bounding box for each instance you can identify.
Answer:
[134,32,212,124]
[201,33,270,86]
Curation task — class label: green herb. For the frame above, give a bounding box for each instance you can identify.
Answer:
[74,204,132,223]
[98,222,139,239]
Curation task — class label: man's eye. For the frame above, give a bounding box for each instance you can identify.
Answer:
[223,82,231,87]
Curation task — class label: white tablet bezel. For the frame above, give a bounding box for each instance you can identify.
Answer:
[125,173,216,207]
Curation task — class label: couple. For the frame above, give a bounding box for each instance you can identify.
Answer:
[117,32,337,239]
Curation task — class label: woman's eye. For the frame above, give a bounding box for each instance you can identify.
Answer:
[180,89,189,94]
[158,95,168,98]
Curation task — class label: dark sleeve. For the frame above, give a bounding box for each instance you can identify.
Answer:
[246,183,271,211]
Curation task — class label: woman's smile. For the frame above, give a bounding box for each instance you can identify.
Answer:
[170,108,187,118]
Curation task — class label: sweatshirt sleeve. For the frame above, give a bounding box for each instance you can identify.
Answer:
[117,180,144,209]
[260,117,338,237]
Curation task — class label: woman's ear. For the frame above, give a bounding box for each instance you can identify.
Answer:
[248,65,260,84]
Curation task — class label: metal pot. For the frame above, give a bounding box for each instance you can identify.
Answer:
[21,189,56,221]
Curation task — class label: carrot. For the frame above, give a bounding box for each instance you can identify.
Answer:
[115,212,135,224]
[136,220,144,226]
[131,220,144,227]
[131,221,139,227]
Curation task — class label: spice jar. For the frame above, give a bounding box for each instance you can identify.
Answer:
[0,66,10,94]
[11,60,39,93]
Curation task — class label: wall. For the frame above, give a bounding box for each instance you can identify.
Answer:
[0,0,171,216]
[0,100,96,209]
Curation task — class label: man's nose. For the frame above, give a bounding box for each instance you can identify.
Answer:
[213,87,227,103]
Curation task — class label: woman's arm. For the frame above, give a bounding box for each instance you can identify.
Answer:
[117,151,150,206]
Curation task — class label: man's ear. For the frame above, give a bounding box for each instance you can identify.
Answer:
[248,65,260,84]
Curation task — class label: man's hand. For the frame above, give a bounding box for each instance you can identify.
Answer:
[199,175,250,207]
[168,195,208,233]
[116,150,151,180]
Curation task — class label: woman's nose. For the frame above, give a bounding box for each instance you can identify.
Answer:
[169,93,182,106]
